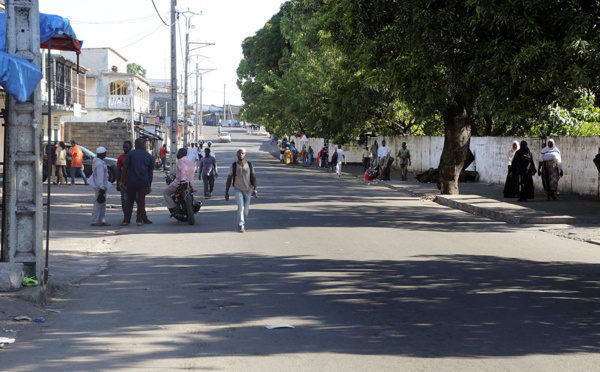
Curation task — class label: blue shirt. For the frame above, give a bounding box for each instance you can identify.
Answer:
[199,155,218,176]
[124,149,154,188]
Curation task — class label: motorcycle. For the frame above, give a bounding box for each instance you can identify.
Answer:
[165,172,202,225]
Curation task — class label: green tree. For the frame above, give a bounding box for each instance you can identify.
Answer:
[327,0,599,193]
[127,63,147,77]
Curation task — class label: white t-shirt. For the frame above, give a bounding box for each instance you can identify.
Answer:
[378,146,390,158]
[187,147,198,161]
[336,149,345,163]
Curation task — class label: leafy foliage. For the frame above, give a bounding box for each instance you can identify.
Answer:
[127,63,146,77]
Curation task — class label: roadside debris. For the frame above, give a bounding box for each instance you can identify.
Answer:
[420,194,437,202]
[13,316,31,322]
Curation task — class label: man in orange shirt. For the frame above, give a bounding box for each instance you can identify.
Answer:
[69,139,88,185]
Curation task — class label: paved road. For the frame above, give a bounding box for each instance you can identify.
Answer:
[3,127,600,371]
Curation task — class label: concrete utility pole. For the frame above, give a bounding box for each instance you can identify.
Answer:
[183,18,190,147]
[2,0,44,280]
[170,0,177,170]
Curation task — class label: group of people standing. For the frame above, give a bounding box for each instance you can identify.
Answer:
[362,140,411,182]
[46,139,92,186]
[88,137,258,233]
[504,139,563,201]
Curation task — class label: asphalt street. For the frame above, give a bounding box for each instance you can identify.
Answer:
[2,127,600,371]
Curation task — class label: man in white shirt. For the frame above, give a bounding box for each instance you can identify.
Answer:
[377,140,390,161]
[335,146,346,177]
[90,146,112,226]
[187,143,199,173]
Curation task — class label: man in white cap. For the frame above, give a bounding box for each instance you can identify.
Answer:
[89,146,111,226]
[225,148,258,233]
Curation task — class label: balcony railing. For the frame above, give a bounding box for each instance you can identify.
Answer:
[109,95,132,109]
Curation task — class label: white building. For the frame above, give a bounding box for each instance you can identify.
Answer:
[61,47,150,125]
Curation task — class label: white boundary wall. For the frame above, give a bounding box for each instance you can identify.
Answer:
[290,135,600,197]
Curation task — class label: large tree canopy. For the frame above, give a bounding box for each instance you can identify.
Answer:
[237,0,600,194]
[127,63,147,77]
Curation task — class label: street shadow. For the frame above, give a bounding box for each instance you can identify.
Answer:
[6,252,600,370]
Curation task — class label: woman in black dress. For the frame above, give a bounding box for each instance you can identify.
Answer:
[503,141,520,198]
[511,140,536,201]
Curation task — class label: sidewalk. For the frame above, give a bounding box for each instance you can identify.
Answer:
[344,166,600,225]
[342,165,600,225]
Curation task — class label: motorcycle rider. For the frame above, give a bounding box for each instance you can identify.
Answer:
[163,147,196,214]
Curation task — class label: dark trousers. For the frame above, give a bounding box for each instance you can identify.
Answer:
[202,174,215,196]
[121,185,148,220]
[363,158,371,172]
[123,185,147,223]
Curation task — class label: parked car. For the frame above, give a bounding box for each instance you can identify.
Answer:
[218,132,232,143]
[43,144,119,183]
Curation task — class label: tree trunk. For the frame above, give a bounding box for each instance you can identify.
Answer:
[437,97,474,195]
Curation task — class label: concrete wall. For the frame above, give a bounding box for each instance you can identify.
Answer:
[64,122,130,159]
[293,134,600,197]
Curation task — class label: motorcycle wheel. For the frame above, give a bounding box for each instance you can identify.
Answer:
[186,195,195,225]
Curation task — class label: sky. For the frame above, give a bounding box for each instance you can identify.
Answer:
[40,0,287,107]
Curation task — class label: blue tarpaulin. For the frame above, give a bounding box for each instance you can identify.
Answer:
[0,51,43,102]
[0,13,82,102]
[0,13,83,53]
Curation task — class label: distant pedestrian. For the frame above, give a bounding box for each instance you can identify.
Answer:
[116,141,152,224]
[301,145,308,165]
[318,147,327,168]
[225,148,258,233]
[159,144,167,171]
[89,147,111,226]
[199,147,218,198]
[187,142,199,173]
[207,141,215,158]
[538,139,563,201]
[284,147,292,165]
[335,146,346,177]
[511,140,536,202]
[370,140,379,168]
[49,141,58,184]
[120,138,154,226]
[503,141,520,198]
[55,141,68,185]
[308,146,314,165]
[361,145,371,172]
[378,140,392,181]
[397,142,411,181]
[69,140,88,185]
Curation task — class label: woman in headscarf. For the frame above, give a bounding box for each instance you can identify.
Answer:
[503,141,520,198]
[510,140,536,201]
[538,139,563,200]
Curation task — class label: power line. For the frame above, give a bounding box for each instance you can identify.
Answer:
[118,23,164,50]
[72,13,167,25]
[151,0,171,26]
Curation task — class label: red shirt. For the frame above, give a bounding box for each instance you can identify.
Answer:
[117,152,128,181]
[160,146,167,158]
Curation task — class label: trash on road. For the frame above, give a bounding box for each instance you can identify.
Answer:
[97,275,112,277]
[265,325,295,330]
[35,317,45,323]
[420,194,437,202]
[0,337,15,344]
[46,309,61,313]
[13,316,31,322]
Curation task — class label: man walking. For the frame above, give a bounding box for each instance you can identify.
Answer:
[159,144,167,171]
[116,141,152,224]
[378,140,392,181]
[120,138,154,226]
[69,139,88,185]
[198,147,218,198]
[225,148,258,233]
[89,147,111,226]
[335,145,346,177]
[187,142,199,173]
[397,142,412,181]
